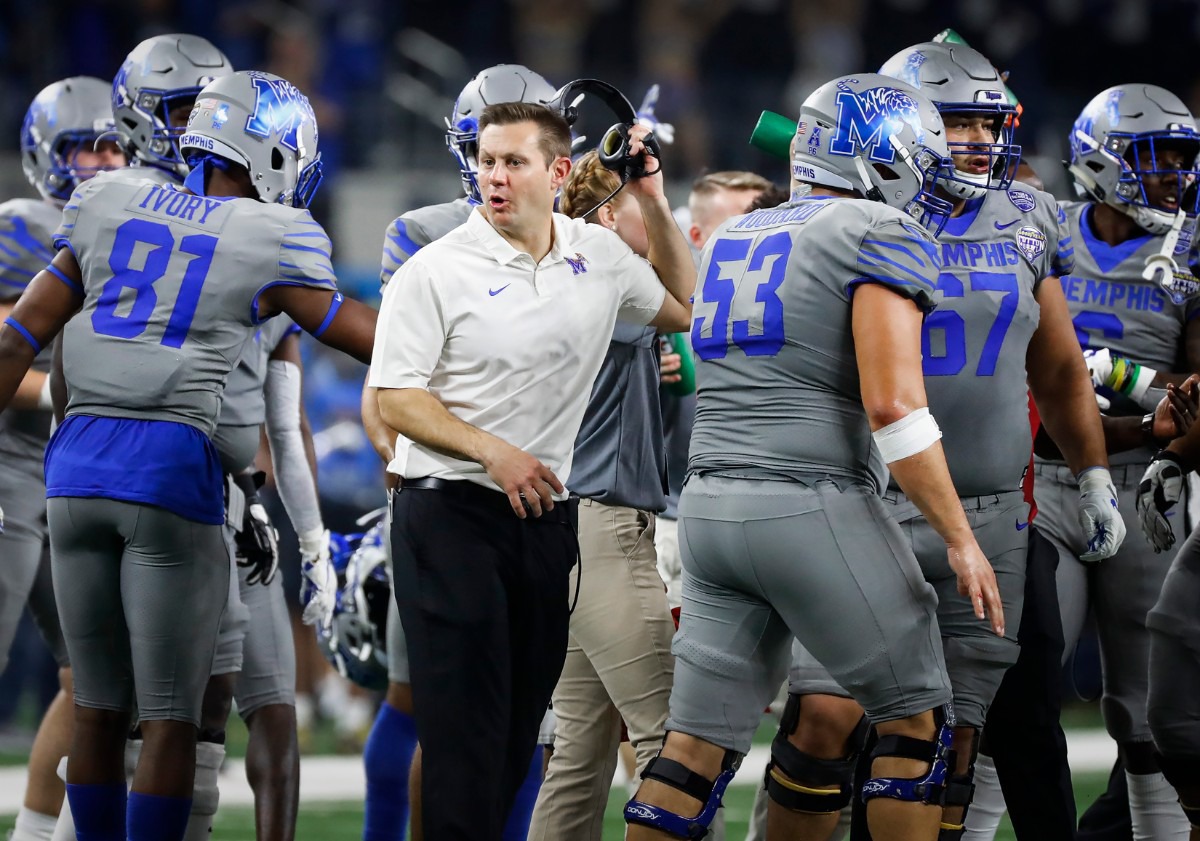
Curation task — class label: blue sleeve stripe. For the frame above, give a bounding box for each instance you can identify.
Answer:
[284,231,329,238]
[279,260,334,272]
[0,274,28,288]
[381,246,404,267]
[4,316,42,354]
[281,241,332,257]
[0,240,20,260]
[388,221,422,258]
[858,253,929,287]
[46,264,83,294]
[860,237,926,266]
[280,273,336,284]
[311,292,344,338]
[283,322,303,339]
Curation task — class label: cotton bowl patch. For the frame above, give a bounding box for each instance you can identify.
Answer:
[1016,226,1046,261]
[1161,268,1200,305]
[1008,189,1036,212]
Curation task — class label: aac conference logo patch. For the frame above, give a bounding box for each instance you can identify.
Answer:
[1007,189,1036,212]
[1015,226,1046,262]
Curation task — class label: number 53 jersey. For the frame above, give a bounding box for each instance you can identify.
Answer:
[53,173,336,436]
[687,196,940,493]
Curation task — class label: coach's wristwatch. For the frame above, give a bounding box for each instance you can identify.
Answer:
[1142,412,1160,447]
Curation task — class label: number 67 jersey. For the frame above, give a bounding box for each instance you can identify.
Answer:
[687,195,940,493]
[47,173,337,523]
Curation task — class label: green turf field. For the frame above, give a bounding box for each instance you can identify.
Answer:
[0,770,1112,840]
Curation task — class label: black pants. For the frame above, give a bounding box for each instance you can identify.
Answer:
[982,525,1078,840]
[390,481,578,840]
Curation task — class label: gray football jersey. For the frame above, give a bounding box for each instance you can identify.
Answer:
[214,315,301,472]
[0,198,62,458]
[1057,200,1200,464]
[379,197,473,287]
[918,183,1072,495]
[53,176,337,437]
[687,197,940,491]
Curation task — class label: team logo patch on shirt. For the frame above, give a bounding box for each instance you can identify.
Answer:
[565,252,588,275]
[1174,224,1193,256]
[1015,226,1046,261]
[1007,189,1036,212]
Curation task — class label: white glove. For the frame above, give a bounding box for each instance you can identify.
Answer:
[636,84,675,145]
[1137,452,1186,552]
[1082,347,1157,409]
[298,527,337,629]
[1082,348,1114,389]
[1077,467,1126,562]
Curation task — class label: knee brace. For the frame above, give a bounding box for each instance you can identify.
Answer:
[624,751,741,839]
[862,705,954,808]
[1155,752,1200,827]
[937,727,980,841]
[765,694,870,814]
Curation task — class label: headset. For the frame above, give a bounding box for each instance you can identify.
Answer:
[552,78,662,217]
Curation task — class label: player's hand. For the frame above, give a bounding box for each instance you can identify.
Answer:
[1137,452,1186,552]
[236,500,280,585]
[480,439,564,519]
[1153,375,1200,440]
[660,342,683,384]
[947,539,1005,637]
[1082,348,1114,389]
[624,124,664,199]
[298,528,338,629]
[636,84,675,145]
[1077,467,1126,562]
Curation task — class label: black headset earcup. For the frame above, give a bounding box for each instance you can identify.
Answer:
[598,123,629,172]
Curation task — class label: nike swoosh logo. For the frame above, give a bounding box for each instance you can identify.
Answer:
[488,284,511,296]
[995,220,1019,230]
[1015,519,1030,531]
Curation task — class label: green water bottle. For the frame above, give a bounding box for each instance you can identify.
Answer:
[660,333,695,396]
[749,110,797,162]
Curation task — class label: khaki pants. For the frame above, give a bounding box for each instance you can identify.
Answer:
[528,499,676,841]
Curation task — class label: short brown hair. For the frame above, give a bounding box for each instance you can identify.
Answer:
[559,150,621,220]
[478,102,572,166]
[689,170,772,198]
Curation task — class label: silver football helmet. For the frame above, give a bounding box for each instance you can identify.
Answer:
[879,42,1020,200]
[317,521,390,690]
[446,64,557,203]
[1067,84,1200,234]
[792,73,954,234]
[180,71,323,208]
[112,34,233,178]
[21,77,119,202]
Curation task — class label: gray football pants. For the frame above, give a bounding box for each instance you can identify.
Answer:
[0,454,47,675]
[1148,524,1200,757]
[47,496,229,725]
[790,490,1028,729]
[667,475,951,755]
[1036,461,1187,744]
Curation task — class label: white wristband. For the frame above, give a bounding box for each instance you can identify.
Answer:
[872,406,942,464]
[36,375,53,411]
[1129,364,1155,406]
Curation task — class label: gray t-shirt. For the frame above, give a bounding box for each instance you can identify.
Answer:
[913,182,1071,495]
[687,197,940,491]
[0,198,62,459]
[53,174,337,437]
[379,197,474,287]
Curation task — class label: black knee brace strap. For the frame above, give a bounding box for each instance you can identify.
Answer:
[766,710,871,814]
[643,756,718,803]
[1156,752,1200,827]
[861,715,953,807]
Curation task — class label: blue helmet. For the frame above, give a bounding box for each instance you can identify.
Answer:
[879,42,1020,200]
[21,77,119,202]
[791,73,954,234]
[446,64,556,203]
[317,520,390,690]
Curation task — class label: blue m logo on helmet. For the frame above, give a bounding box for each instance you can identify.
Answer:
[245,73,314,153]
[829,87,924,165]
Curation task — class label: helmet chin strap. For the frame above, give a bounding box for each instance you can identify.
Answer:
[853,155,885,203]
[1142,207,1187,289]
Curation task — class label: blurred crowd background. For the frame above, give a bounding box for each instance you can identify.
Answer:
[0,0,1196,742]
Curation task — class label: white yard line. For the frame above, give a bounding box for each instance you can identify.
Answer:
[0,729,1119,814]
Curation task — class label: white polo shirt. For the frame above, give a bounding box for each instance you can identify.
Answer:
[369,208,667,494]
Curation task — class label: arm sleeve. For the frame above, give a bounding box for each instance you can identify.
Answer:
[0,206,56,302]
[849,217,942,312]
[251,212,338,323]
[264,357,323,536]
[1050,201,1075,279]
[52,180,97,253]
[380,216,425,289]
[613,245,669,326]
[367,258,447,391]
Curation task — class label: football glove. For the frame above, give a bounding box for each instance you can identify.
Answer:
[636,84,675,145]
[1137,452,1186,553]
[233,472,279,585]
[298,527,338,630]
[1082,348,1157,410]
[1077,467,1126,562]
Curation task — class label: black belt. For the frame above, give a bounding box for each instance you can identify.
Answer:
[398,476,578,525]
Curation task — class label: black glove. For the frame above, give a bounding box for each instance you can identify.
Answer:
[233,471,279,585]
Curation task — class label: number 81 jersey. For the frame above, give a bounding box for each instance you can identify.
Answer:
[52,173,337,437]
[922,181,1071,495]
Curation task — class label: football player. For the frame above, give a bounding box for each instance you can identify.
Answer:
[360,63,557,841]
[624,73,1002,841]
[2,76,124,841]
[0,69,375,841]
